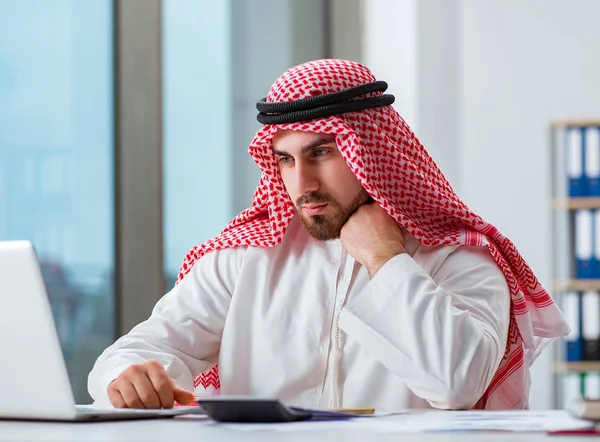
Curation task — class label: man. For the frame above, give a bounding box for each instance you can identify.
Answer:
[88,59,568,411]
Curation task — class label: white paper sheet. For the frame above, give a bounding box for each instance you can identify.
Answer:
[209,410,594,433]
[360,410,594,433]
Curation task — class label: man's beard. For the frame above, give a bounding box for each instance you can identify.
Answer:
[296,189,371,241]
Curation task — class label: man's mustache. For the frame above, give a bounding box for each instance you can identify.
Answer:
[296,192,335,207]
[296,191,374,208]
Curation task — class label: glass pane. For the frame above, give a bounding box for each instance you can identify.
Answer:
[0,0,114,403]
[162,0,233,286]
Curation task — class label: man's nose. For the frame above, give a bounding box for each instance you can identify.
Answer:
[295,162,319,195]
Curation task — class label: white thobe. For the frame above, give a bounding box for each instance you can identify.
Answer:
[88,216,510,410]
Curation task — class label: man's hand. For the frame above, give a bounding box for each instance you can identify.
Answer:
[340,203,407,277]
[107,360,195,409]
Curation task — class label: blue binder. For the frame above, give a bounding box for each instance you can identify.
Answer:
[575,209,594,278]
[585,127,600,197]
[568,127,586,197]
[564,291,583,361]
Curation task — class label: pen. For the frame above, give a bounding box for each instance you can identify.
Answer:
[326,408,375,415]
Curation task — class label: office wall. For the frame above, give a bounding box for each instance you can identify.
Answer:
[362,0,419,133]
[361,0,461,191]
[416,0,460,193]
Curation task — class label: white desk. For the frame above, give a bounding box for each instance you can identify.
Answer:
[0,414,589,442]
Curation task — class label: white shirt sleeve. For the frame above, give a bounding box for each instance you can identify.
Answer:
[338,244,511,410]
[87,247,244,405]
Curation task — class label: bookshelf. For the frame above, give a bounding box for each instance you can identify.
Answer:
[553,362,600,374]
[552,198,600,210]
[550,119,600,409]
[553,280,600,292]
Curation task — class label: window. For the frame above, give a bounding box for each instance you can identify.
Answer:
[0,0,114,403]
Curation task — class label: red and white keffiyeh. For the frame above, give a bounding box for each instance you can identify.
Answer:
[175,59,569,409]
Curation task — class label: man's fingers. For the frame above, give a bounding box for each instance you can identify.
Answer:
[107,362,193,409]
[172,383,195,405]
[132,372,163,409]
[107,383,127,409]
[118,381,145,409]
[146,362,175,408]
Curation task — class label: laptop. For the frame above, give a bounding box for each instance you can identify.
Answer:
[0,240,204,421]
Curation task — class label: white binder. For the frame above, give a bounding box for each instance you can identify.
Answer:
[585,127,600,195]
[575,210,593,277]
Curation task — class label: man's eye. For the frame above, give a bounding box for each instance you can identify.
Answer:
[313,149,328,157]
[278,156,293,164]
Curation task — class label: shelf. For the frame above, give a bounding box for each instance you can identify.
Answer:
[553,362,600,373]
[552,198,600,210]
[551,118,600,127]
[553,280,600,292]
